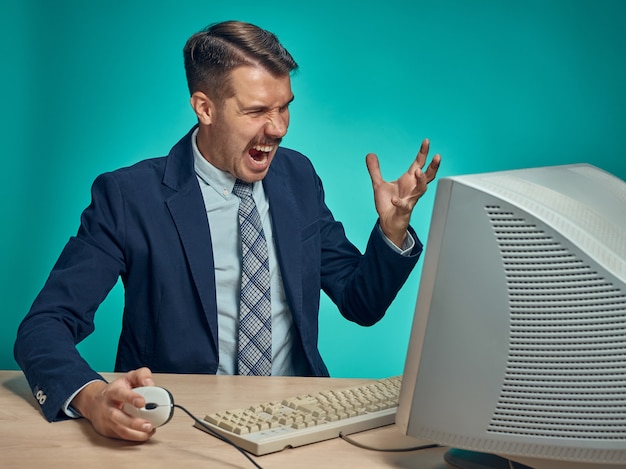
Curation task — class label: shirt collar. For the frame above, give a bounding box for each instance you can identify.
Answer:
[192,128,240,199]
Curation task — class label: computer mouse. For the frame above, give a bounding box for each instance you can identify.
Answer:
[122,386,175,427]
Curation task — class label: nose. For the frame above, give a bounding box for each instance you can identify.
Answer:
[265,110,289,138]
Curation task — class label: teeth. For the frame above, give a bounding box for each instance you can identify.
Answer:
[253,144,274,153]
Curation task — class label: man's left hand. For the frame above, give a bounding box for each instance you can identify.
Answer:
[366,138,441,248]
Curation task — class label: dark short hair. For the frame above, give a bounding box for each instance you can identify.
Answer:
[183,20,298,101]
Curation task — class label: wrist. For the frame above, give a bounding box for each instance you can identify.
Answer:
[388,232,408,249]
[71,380,107,421]
[379,220,409,248]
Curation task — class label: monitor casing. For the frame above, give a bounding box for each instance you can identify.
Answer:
[396,164,626,469]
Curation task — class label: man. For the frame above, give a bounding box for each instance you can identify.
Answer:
[14,20,440,442]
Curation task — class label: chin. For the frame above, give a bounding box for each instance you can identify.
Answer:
[240,160,272,182]
[238,170,269,183]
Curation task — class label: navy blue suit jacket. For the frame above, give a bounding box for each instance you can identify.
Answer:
[14,127,422,421]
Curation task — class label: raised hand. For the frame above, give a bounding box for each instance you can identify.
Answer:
[366,138,441,248]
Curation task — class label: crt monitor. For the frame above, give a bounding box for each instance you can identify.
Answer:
[395,164,626,469]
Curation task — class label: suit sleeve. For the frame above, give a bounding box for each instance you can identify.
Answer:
[321,219,422,326]
[313,172,422,326]
[14,173,126,421]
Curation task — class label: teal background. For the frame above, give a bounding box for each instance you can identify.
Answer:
[2,1,625,378]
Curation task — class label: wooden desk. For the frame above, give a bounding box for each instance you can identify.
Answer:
[0,371,449,468]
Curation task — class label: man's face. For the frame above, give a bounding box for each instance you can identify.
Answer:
[200,65,294,183]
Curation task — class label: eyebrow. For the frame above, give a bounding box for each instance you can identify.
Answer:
[242,95,295,112]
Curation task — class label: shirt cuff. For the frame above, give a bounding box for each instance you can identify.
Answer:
[378,226,416,256]
[63,379,106,418]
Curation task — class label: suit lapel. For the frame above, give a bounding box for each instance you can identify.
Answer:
[264,168,304,325]
[162,128,219,351]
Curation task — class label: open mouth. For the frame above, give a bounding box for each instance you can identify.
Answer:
[248,144,274,162]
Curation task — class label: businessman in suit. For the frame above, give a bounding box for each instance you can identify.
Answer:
[14,20,440,441]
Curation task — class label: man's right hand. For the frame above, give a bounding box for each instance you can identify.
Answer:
[71,367,157,441]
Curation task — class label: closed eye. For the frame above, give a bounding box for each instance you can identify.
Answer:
[243,96,294,116]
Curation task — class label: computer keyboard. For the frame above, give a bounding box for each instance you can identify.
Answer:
[194,376,402,456]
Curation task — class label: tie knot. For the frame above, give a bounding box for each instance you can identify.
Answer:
[233,179,253,199]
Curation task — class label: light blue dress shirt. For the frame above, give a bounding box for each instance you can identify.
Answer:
[192,130,307,376]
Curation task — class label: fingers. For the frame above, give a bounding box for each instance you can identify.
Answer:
[113,412,156,441]
[411,137,440,183]
[126,367,155,388]
[424,153,441,183]
[365,153,383,186]
[105,379,145,410]
[119,368,159,414]
[416,138,430,167]
[367,140,441,203]
[410,153,440,194]
[102,402,155,441]
[405,138,430,174]
[98,370,150,409]
[404,138,440,180]
[368,139,439,181]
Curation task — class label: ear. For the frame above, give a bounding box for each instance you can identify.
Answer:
[190,91,214,125]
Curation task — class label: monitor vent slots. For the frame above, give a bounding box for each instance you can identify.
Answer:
[484,205,626,440]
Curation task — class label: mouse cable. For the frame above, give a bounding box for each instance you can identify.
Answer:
[339,431,440,453]
[173,404,264,469]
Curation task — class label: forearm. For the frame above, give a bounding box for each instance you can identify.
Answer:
[14,323,104,421]
[324,222,422,326]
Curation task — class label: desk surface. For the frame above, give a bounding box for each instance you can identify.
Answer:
[0,370,449,468]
